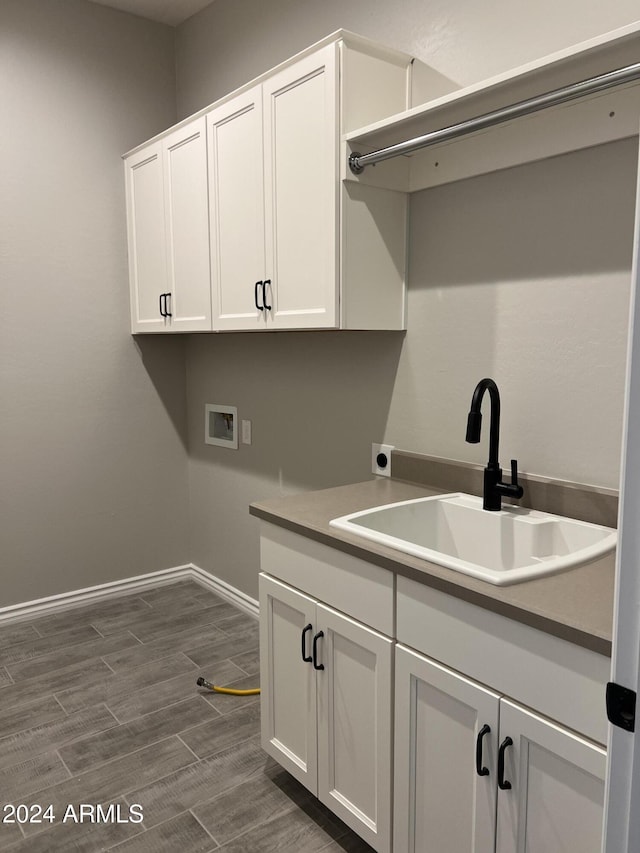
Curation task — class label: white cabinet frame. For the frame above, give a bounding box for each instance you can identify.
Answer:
[604,123,640,853]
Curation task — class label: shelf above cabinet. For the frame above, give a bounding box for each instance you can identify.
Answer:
[344,20,640,192]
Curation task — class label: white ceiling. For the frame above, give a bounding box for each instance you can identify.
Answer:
[87,0,216,27]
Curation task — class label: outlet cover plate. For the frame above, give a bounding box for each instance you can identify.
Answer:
[372,443,394,477]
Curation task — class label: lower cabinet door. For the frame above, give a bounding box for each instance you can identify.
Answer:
[394,645,500,853]
[495,699,607,853]
[259,573,317,792]
[316,603,393,853]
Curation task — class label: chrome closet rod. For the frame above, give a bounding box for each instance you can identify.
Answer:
[348,61,640,174]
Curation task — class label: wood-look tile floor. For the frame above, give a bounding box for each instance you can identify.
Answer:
[0,580,374,852]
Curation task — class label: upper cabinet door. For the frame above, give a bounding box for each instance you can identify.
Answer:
[125,141,168,333]
[162,117,212,332]
[263,44,339,329]
[207,87,266,331]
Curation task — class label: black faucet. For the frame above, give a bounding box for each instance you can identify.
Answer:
[465,378,524,511]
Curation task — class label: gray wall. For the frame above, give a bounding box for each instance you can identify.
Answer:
[2,0,637,609]
[0,0,189,607]
[178,0,639,599]
[175,0,640,117]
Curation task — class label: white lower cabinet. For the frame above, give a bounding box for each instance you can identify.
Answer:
[258,530,609,853]
[394,645,500,853]
[495,698,606,853]
[259,572,393,853]
[394,644,607,853]
[259,574,317,791]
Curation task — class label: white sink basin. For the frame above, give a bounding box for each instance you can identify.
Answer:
[330,493,616,585]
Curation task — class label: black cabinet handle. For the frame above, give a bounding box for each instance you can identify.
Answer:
[312,631,324,670]
[255,280,264,311]
[475,724,491,776]
[159,293,172,318]
[262,279,272,311]
[498,736,513,790]
[301,624,312,663]
[164,292,172,318]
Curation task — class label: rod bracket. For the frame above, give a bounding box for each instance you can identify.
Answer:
[348,152,364,175]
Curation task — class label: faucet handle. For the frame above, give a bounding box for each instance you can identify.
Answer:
[509,460,524,499]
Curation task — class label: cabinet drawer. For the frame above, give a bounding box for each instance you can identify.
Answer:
[260,523,394,635]
[397,576,610,745]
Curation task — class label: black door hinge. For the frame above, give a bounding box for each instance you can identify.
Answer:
[606,682,636,732]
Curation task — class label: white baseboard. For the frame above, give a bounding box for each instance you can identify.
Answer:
[190,565,259,619]
[0,564,259,625]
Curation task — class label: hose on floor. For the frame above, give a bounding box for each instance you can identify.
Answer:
[196,676,260,695]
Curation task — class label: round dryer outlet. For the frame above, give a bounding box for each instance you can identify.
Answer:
[372,443,394,477]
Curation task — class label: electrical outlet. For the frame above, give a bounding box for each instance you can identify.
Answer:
[241,419,252,445]
[372,443,394,477]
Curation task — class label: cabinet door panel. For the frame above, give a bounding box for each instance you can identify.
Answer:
[162,117,211,331]
[496,699,606,853]
[317,603,392,853]
[259,574,317,793]
[263,44,338,329]
[125,142,168,333]
[208,87,266,330]
[394,645,499,853]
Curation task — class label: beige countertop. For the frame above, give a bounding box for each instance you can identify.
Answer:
[250,478,615,657]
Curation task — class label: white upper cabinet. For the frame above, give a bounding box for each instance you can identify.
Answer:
[125,116,211,333]
[207,49,337,331]
[162,118,212,332]
[125,141,167,333]
[124,31,427,334]
[207,86,265,331]
[262,45,338,329]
